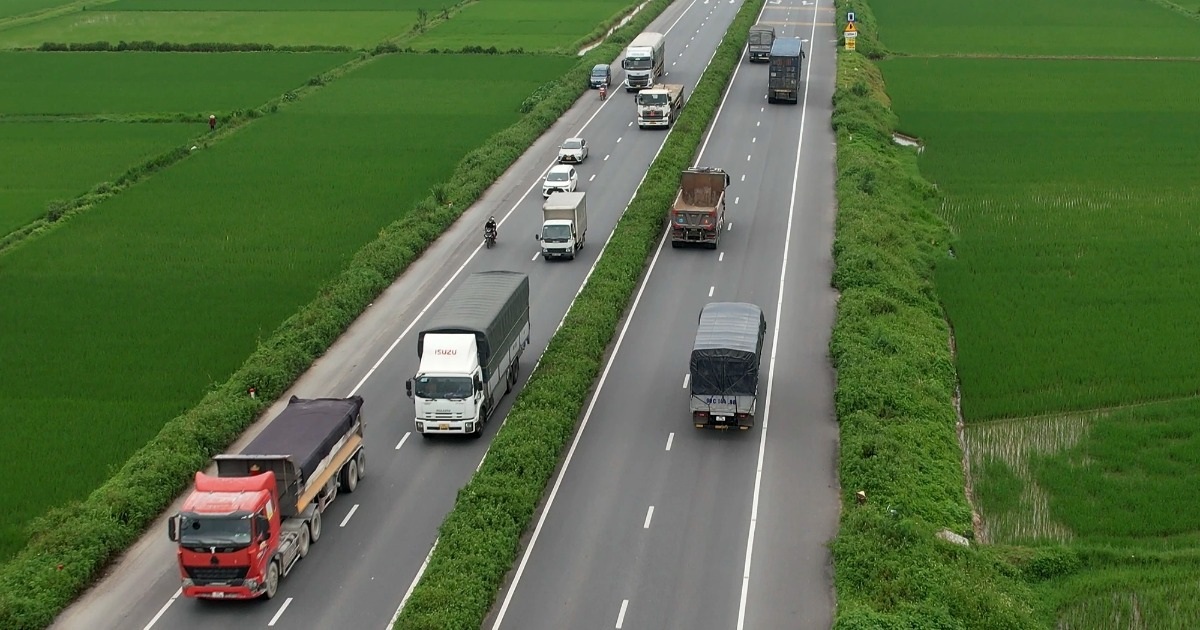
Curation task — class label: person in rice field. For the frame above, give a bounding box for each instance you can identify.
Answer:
[209,115,216,131]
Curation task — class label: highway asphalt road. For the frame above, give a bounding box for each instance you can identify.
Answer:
[49,1,748,630]
[484,1,840,629]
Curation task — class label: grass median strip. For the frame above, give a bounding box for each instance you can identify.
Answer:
[0,0,685,626]
[390,0,766,626]
[827,2,1040,626]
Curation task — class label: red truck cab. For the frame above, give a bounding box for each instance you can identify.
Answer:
[169,471,281,599]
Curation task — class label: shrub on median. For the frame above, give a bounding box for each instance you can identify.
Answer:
[827,5,1039,627]
[0,0,687,626]
[391,0,766,627]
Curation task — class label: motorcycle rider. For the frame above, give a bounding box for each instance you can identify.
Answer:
[484,215,498,242]
[599,84,607,101]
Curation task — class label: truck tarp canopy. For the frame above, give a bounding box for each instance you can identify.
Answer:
[238,396,363,484]
[419,270,531,377]
[690,302,766,396]
[770,36,805,58]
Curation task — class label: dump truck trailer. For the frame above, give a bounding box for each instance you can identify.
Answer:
[670,167,730,249]
[689,303,766,430]
[168,396,366,600]
[637,83,686,129]
[406,270,531,437]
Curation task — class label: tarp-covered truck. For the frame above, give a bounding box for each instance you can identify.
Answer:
[747,24,776,62]
[768,37,805,104]
[636,83,685,129]
[670,167,730,249]
[689,303,766,430]
[536,191,588,260]
[406,270,531,438]
[168,396,366,600]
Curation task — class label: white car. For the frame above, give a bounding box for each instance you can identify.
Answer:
[557,137,588,164]
[542,165,578,198]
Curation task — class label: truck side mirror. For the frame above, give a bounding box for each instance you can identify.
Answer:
[167,514,179,542]
[473,376,482,391]
[405,379,412,398]
[256,516,270,541]
[534,233,541,241]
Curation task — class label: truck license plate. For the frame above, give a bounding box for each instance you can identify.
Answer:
[439,423,449,430]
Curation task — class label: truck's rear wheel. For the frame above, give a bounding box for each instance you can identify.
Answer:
[309,509,323,543]
[355,450,366,480]
[298,524,311,559]
[264,561,280,600]
[341,459,360,493]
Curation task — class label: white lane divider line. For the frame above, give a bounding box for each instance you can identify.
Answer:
[590,174,597,182]
[616,599,630,628]
[531,252,540,261]
[666,432,675,451]
[708,286,715,297]
[728,222,734,231]
[605,154,611,160]
[340,504,360,528]
[617,137,623,143]
[719,252,724,262]
[757,121,761,126]
[395,431,411,450]
[142,588,181,630]
[737,1,821,629]
[682,373,690,388]
[740,174,746,182]
[643,506,655,529]
[746,153,752,161]
[752,137,757,143]
[268,597,293,627]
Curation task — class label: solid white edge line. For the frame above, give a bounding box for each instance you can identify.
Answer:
[489,3,750,627]
[616,599,630,628]
[387,3,708,626]
[734,1,819,628]
[395,432,411,450]
[267,597,293,627]
[141,588,181,630]
[339,504,360,528]
[643,506,655,529]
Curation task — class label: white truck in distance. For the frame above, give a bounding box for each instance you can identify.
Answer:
[536,191,588,260]
[622,32,666,92]
[405,271,531,438]
[637,83,685,129]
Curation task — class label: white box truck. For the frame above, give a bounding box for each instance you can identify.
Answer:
[536,191,588,260]
[623,32,666,91]
[405,271,531,438]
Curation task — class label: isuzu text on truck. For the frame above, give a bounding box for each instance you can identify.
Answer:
[636,83,685,129]
[689,302,766,430]
[622,32,666,91]
[168,395,366,600]
[406,270,531,437]
[670,167,730,249]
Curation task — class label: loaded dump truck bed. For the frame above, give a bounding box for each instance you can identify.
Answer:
[237,396,361,484]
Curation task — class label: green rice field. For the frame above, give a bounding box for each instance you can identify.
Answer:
[880,57,1200,421]
[0,0,72,20]
[0,53,573,562]
[104,0,438,9]
[0,10,417,48]
[412,0,634,51]
[870,0,1200,57]
[0,51,351,114]
[0,122,193,234]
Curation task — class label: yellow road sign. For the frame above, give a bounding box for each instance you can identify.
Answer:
[844,21,857,33]
[846,38,856,51]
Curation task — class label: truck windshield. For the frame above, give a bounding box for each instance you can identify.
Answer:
[414,376,473,399]
[179,515,252,547]
[626,56,652,70]
[637,94,669,106]
[542,224,573,241]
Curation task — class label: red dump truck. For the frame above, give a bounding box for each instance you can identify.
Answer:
[670,167,730,249]
[167,395,366,600]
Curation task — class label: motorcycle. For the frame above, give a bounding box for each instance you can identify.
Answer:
[599,85,607,101]
[484,226,497,249]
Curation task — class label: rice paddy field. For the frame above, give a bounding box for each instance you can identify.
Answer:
[0,51,351,115]
[0,52,572,562]
[870,0,1200,57]
[874,0,1200,623]
[0,0,72,19]
[0,122,193,233]
[410,0,635,51]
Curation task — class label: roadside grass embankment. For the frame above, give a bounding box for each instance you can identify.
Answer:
[0,0,683,625]
[408,0,636,52]
[391,0,767,626]
[827,3,1040,627]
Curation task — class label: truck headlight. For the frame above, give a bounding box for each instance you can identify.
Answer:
[245,578,259,590]
[465,422,474,432]
[416,422,424,431]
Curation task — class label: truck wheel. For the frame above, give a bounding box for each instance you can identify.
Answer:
[341,459,360,494]
[355,450,366,480]
[298,523,311,559]
[264,561,280,600]
[309,509,323,543]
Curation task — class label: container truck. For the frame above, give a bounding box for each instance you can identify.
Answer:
[167,395,366,600]
[689,302,766,430]
[536,191,588,260]
[768,37,805,104]
[747,24,776,62]
[670,167,730,249]
[636,83,686,129]
[622,32,666,91]
[406,270,531,437]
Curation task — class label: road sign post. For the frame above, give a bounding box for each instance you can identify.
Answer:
[843,21,857,51]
